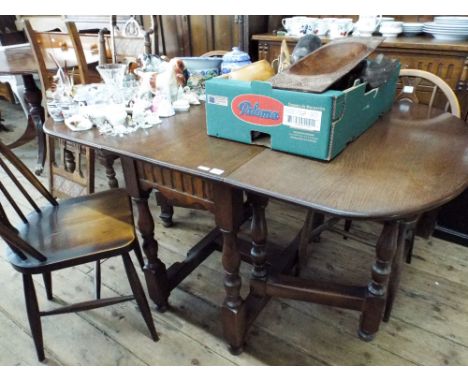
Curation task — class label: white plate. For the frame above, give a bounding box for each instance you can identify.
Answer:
[424,23,468,31]
[424,26,468,32]
[65,115,94,131]
[427,33,468,41]
[434,16,468,23]
[424,29,468,35]
[423,28,468,34]
[424,26,468,31]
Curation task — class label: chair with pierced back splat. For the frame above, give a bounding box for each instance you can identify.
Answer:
[23,19,99,199]
[389,69,461,262]
[396,68,461,118]
[0,139,157,362]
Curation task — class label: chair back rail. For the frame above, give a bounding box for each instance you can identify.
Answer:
[396,68,461,118]
[0,141,54,224]
[24,19,97,198]
[0,141,57,206]
[24,20,100,97]
[0,141,60,262]
[65,21,90,84]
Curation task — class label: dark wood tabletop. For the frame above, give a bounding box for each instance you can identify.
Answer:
[43,104,265,180]
[44,102,468,220]
[227,103,468,220]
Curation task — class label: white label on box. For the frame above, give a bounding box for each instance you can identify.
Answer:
[207,95,228,107]
[283,106,322,132]
[209,168,224,175]
[197,165,211,171]
[403,85,414,94]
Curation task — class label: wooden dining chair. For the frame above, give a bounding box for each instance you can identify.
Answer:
[23,19,99,199]
[0,139,157,362]
[394,69,461,262]
[298,69,462,320]
[395,68,461,118]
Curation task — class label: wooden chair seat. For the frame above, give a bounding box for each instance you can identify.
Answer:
[7,188,136,273]
[0,140,157,362]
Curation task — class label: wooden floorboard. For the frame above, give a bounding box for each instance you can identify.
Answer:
[1,102,468,365]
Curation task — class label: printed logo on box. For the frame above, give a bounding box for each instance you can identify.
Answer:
[231,94,284,126]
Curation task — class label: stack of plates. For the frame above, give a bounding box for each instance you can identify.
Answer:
[423,17,468,41]
[402,22,424,36]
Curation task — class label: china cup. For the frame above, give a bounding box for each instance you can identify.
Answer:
[329,19,354,39]
[312,19,329,36]
[282,16,309,36]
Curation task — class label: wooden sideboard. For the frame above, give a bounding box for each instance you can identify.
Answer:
[253,33,468,246]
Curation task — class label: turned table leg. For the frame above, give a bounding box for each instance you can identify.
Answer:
[359,221,399,340]
[383,217,418,322]
[99,151,120,189]
[121,157,170,311]
[22,74,46,175]
[214,183,245,354]
[133,191,170,311]
[249,193,269,280]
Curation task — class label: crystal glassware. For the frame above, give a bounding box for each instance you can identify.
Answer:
[96,64,127,87]
[96,64,127,104]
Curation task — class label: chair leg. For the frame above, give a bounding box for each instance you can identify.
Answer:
[95,260,101,299]
[405,231,415,264]
[298,210,314,274]
[155,190,174,227]
[22,274,45,362]
[343,219,352,239]
[42,272,53,300]
[121,253,159,341]
[133,243,145,270]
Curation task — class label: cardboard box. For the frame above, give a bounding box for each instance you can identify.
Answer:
[205,66,399,161]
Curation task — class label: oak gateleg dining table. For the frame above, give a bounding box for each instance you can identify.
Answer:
[43,101,468,353]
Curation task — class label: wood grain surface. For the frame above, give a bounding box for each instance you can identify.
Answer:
[44,105,265,180]
[227,103,468,219]
[45,102,468,219]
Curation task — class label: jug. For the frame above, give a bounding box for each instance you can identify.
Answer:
[355,15,382,37]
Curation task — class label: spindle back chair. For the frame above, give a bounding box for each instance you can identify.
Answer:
[0,140,157,362]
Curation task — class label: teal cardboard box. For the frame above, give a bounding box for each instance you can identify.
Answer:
[205,66,399,161]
